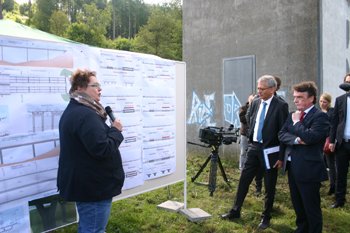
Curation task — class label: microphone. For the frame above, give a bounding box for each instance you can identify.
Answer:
[105,106,115,122]
[339,83,350,92]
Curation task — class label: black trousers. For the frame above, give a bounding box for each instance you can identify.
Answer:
[335,142,350,204]
[287,162,322,233]
[232,142,278,220]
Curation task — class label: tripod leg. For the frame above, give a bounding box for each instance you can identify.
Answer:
[217,156,230,184]
[209,153,218,196]
[191,154,212,182]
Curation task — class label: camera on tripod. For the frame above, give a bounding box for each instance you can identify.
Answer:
[199,124,239,146]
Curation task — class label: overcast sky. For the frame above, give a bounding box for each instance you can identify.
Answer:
[14,0,176,5]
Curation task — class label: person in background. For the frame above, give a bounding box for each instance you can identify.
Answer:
[57,68,125,233]
[319,93,335,195]
[329,72,350,209]
[238,93,255,171]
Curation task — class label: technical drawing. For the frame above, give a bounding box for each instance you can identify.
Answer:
[26,104,66,133]
[0,206,25,233]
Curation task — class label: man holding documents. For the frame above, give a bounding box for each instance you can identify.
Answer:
[278,81,329,233]
[219,75,288,230]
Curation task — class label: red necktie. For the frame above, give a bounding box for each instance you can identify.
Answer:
[300,112,306,122]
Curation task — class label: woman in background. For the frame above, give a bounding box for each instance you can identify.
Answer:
[319,93,335,195]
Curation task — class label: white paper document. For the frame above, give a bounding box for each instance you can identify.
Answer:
[263,146,280,169]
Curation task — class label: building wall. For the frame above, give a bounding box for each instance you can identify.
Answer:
[183,0,320,157]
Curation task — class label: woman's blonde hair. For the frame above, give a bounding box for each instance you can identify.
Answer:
[320,93,332,107]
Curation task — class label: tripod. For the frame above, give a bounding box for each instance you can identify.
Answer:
[189,143,230,196]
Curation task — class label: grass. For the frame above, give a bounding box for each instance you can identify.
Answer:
[52,154,350,233]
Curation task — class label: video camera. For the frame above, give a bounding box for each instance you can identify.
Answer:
[199,124,239,146]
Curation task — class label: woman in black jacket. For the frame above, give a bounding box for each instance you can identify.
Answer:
[57,69,125,233]
[319,92,335,195]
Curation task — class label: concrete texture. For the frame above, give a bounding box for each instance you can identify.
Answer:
[183,0,320,157]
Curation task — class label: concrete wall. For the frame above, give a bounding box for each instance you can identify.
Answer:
[183,0,320,157]
[321,0,350,104]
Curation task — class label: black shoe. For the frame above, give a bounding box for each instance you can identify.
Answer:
[218,210,241,220]
[329,202,344,209]
[327,186,335,195]
[254,189,261,197]
[258,219,270,230]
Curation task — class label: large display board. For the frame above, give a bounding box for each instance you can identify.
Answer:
[0,35,186,232]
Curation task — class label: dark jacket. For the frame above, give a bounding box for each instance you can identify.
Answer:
[239,102,249,136]
[330,93,348,148]
[57,99,125,202]
[279,106,329,182]
[248,96,289,161]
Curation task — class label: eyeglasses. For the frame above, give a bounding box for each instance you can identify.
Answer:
[257,87,271,91]
[87,83,102,88]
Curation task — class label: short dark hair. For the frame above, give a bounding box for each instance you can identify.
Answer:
[293,81,317,104]
[274,76,281,89]
[343,72,350,82]
[69,69,96,94]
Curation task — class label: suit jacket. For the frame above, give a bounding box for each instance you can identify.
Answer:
[278,106,329,182]
[248,96,289,161]
[239,102,249,136]
[329,93,347,148]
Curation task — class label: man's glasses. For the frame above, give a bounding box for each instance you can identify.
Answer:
[88,83,102,88]
[257,87,271,91]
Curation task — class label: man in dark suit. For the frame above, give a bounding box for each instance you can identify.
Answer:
[329,72,350,209]
[278,81,329,233]
[219,75,288,230]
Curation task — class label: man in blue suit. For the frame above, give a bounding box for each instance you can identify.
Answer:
[279,81,329,233]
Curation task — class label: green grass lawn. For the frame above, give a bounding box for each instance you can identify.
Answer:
[52,154,350,233]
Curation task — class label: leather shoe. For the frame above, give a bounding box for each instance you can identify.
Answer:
[329,202,344,209]
[258,219,270,230]
[218,210,241,220]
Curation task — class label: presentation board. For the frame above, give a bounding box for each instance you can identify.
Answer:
[0,31,186,232]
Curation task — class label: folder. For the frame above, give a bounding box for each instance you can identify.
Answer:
[263,146,280,170]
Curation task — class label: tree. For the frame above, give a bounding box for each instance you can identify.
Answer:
[0,1,3,19]
[133,8,180,60]
[2,0,15,12]
[32,0,58,32]
[50,10,70,36]
[65,3,111,47]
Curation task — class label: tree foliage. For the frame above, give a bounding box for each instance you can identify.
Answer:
[50,10,70,37]
[65,3,111,47]
[6,0,182,60]
[32,0,58,32]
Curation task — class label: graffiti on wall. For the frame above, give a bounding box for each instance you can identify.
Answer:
[187,89,216,127]
[224,91,241,128]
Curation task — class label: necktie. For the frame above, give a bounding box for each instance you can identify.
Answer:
[257,102,267,142]
[300,112,306,122]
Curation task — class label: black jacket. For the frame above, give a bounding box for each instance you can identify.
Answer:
[57,99,125,202]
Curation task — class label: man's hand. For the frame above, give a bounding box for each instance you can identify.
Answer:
[297,137,307,145]
[329,143,335,152]
[274,160,283,168]
[292,110,302,123]
[111,117,123,131]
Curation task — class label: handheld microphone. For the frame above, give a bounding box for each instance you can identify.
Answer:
[105,106,115,122]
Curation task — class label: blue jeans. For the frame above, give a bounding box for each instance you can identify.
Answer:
[76,198,112,233]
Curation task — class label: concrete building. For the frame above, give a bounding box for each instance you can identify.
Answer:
[183,0,350,158]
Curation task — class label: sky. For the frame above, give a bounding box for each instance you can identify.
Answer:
[14,0,175,5]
